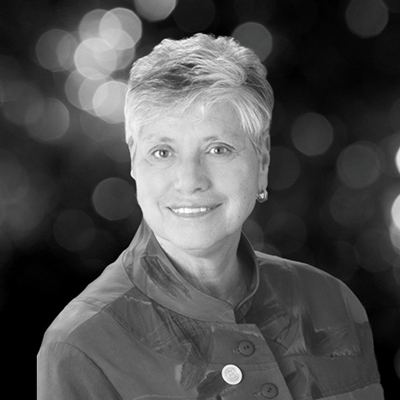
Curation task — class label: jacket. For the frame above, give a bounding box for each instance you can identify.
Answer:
[37,221,384,399]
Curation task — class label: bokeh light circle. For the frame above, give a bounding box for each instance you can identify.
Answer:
[173,0,216,33]
[232,22,273,62]
[53,209,95,252]
[74,37,117,79]
[329,186,374,228]
[92,80,126,123]
[264,212,307,254]
[391,195,400,230]
[396,147,400,175]
[92,178,135,220]
[100,8,142,48]
[26,98,70,141]
[75,8,141,79]
[134,0,177,22]
[2,81,42,127]
[345,0,389,38]
[268,147,300,190]
[36,29,77,71]
[78,9,108,41]
[336,142,381,189]
[291,112,334,156]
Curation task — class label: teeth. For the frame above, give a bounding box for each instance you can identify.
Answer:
[172,207,209,214]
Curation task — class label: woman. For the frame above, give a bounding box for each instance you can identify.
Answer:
[38,34,384,399]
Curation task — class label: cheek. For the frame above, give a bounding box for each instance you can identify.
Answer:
[134,169,163,209]
[226,169,258,210]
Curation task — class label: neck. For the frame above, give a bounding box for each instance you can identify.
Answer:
[155,233,249,306]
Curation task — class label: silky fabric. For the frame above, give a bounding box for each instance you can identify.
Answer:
[37,221,384,399]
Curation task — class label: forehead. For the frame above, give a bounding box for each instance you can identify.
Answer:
[138,103,244,143]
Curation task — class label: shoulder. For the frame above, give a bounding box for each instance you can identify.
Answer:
[255,251,368,323]
[39,251,136,350]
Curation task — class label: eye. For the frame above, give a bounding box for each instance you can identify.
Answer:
[152,149,171,159]
[209,145,232,155]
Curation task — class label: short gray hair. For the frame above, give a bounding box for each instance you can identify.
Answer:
[125,33,274,156]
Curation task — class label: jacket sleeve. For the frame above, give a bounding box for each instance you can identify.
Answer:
[37,341,122,400]
[338,281,385,400]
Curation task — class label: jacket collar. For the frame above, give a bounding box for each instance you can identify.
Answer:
[122,220,260,323]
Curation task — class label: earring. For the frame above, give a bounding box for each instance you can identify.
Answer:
[256,188,268,203]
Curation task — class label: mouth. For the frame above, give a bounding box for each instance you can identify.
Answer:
[168,205,219,216]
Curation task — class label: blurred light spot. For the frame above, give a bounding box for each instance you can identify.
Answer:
[78,9,107,41]
[173,0,216,33]
[67,8,140,119]
[334,241,360,280]
[134,0,176,21]
[6,199,41,242]
[64,70,106,113]
[0,155,59,244]
[26,98,70,141]
[6,172,58,244]
[391,194,400,229]
[232,22,273,62]
[0,150,29,206]
[330,186,374,227]
[395,147,400,175]
[64,70,84,109]
[381,224,400,268]
[80,112,110,141]
[74,37,117,79]
[78,76,107,113]
[390,222,400,253]
[291,112,334,156]
[101,138,130,163]
[93,80,126,123]
[268,147,300,190]
[92,178,135,220]
[2,80,43,126]
[379,133,400,177]
[0,55,22,104]
[99,8,141,71]
[35,29,77,72]
[100,8,142,48]
[76,8,140,78]
[53,209,95,252]
[337,142,381,189]
[389,98,400,130]
[345,0,389,38]
[355,228,390,272]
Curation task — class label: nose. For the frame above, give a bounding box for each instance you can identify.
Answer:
[173,153,210,194]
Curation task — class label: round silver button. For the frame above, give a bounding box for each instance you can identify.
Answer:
[221,364,243,385]
[261,383,278,398]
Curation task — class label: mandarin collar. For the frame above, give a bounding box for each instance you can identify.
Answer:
[122,220,260,323]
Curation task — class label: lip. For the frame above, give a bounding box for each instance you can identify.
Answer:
[168,204,221,217]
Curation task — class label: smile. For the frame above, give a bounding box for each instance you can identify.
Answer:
[171,207,212,215]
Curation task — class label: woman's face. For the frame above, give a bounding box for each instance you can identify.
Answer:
[131,103,269,256]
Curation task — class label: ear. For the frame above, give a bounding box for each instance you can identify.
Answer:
[258,151,270,190]
[128,144,137,180]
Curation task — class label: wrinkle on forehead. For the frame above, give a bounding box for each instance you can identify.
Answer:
[137,103,245,145]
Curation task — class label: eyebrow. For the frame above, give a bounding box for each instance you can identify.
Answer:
[139,135,174,145]
[139,131,243,146]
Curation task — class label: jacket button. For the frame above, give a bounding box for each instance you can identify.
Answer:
[261,383,278,398]
[221,364,243,385]
[237,340,255,356]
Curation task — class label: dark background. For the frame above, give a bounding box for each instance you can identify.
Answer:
[1,0,399,396]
